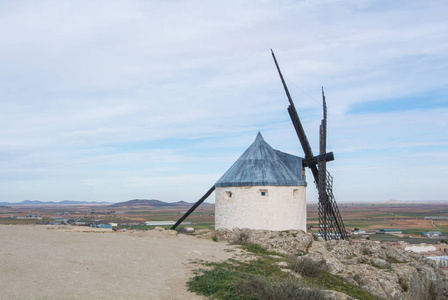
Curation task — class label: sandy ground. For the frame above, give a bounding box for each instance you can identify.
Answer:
[0,225,242,300]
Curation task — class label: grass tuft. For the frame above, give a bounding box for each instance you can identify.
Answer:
[305,271,378,300]
[398,277,409,292]
[187,266,244,299]
[386,255,404,264]
[236,275,325,300]
[239,243,280,256]
[290,257,326,277]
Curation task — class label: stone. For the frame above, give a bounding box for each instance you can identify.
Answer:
[193,228,448,300]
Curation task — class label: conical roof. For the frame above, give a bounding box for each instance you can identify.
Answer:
[215,132,306,187]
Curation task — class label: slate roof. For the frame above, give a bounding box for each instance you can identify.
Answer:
[215,132,307,187]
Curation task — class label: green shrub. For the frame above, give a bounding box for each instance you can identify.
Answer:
[289,257,378,300]
[362,247,372,255]
[370,262,391,270]
[290,257,326,277]
[386,255,403,264]
[305,271,378,300]
[429,280,446,299]
[398,277,409,292]
[240,243,271,255]
[305,240,313,252]
[232,231,250,245]
[236,275,326,300]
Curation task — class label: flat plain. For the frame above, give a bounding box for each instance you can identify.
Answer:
[1,200,446,235]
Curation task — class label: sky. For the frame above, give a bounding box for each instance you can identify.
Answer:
[0,0,447,203]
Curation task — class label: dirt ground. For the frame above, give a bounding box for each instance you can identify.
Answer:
[0,225,241,300]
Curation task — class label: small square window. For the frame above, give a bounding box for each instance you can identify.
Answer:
[261,191,266,196]
[225,191,232,198]
[260,189,268,196]
[293,189,299,198]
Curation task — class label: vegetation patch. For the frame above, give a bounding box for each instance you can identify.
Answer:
[386,255,404,264]
[290,257,326,278]
[290,256,378,300]
[370,262,391,270]
[236,275,325,300]
[240,243,280,256]
[398,277,409,292]
[188,265,243,299]
[303,271,379,300]
[188,243,378,300]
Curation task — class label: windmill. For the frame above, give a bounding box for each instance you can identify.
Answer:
[271,50,347,240]
[171,51,347,240]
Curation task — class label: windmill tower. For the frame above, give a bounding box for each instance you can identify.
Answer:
[214,132,307,231]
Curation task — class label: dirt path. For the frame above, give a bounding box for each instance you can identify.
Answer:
[0,225,241,299]
[431,220,440,229]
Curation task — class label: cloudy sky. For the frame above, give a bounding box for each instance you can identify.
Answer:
[1,0,447,203]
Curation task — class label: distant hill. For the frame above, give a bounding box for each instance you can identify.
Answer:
[110,199,195,207]
[0,199,214,207]
[0,200,110,206]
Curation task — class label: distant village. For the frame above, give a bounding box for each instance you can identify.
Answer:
[8,210,195,230]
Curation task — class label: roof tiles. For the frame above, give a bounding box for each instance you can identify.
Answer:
[215,132,307,187]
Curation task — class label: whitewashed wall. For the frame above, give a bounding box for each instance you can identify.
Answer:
[215,185,306,232]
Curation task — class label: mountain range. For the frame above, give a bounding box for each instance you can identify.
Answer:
[0,200,111,206]
[110,199,213,207]
[0,199,213,207]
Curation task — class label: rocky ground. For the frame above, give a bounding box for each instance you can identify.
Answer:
[195,228,448,300]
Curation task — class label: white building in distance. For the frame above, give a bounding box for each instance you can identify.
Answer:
[215,132,307,231]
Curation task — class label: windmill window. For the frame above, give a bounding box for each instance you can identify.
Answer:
[293,189,299,198]
[260,189,268,196]
[225,191,232,198]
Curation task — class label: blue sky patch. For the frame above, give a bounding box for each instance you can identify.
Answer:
[347,89,448,114]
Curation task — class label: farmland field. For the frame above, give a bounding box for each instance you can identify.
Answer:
[1,201,447,242]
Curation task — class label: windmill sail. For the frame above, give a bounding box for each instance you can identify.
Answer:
[171,186,215,230]
[318,88,347,240]
[271,50,347,240]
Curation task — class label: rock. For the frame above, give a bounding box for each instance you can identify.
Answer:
[178,227,195,233]
[276,261,289,268]
[193,229,215,239]
[165,229,178,236]
[213,228,314,255]
[152,227,178,236]
[308,240,448,300]
[324,290,355,300]
[184,227,195,233]
[193,229,448,300]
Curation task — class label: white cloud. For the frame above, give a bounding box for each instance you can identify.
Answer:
[0,1,447,202]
